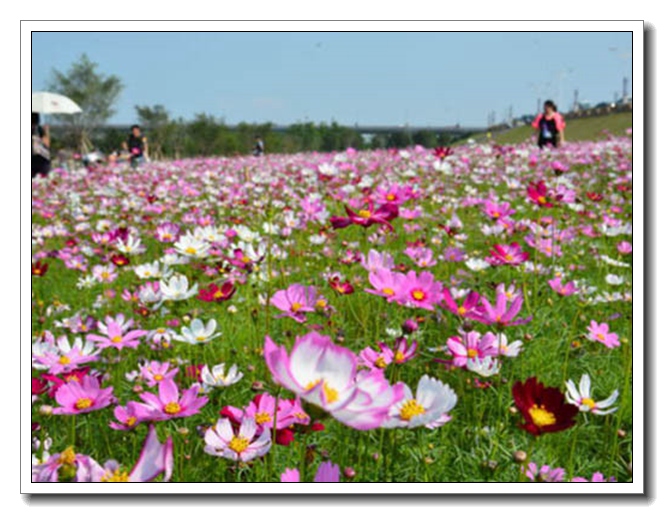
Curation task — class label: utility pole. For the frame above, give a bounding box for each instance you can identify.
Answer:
[622,76,629,102]
[537,98,542,113]
[508,105,513,126]
[573,89,579,112]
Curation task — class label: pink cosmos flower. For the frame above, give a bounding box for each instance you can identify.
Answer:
[373,184,412,206]
[204,417,272,462]
[486,243,529,266]
[359,342,394,370]
[91,264,118,283]
[365,268,405,301]
[527,180,555,208]
[586,320,621,349]
[155,222,180,243]
[468,285,532,328]
[264,332,402,430]
[483,200,515,220]
[360,249,395,273]
[133,379,208,421]
[393,337,417,364]
[53,375,115,415]
[571,472,617,482]
[32,447,100,482]
[109,403,143,431]
[404,247,437,268]
[87,316,148,350]
[221,393,301,432]
[270,284,319,323]
[280,461,341,482]
[522,462,566,482]
[446,331,499,368]
[32,335,100,374]
[139,361,179,388]
[548,276,578,296]
[616,241,632,254]
[393,271,444,311]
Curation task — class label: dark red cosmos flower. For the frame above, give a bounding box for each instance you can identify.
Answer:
[329,277,354,295]
[586,192,604,202]
[433,146,453,160]
[512,377,578,436]
[527,181,556,208]
[198,282,236,302]
[32,261,49,276]
[32,377,48,396]
[110,254,131,267]
[330,201,399,232]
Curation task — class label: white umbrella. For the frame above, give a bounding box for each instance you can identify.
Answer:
[32,91,82,115]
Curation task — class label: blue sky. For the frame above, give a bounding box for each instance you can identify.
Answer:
[31,32,632,127]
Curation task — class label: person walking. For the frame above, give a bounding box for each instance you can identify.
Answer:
[532,100,566,149]
[31,113,51,179]
[253,135,265,157]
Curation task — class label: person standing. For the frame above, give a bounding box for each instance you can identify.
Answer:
[31,113,51,179]
[253,135,265,157]
[532,100,566,149]
[123,124,149,168]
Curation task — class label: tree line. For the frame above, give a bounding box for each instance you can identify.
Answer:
[43,54,460,158]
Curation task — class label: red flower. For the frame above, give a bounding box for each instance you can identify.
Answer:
[110,254,131,267]
[586,192,604,202]
[329,277,354,295]
[433,146,453,160]
[527,181,555,208]
[197,282,236,302]
[512,377,578,436]
[32,261,49,276]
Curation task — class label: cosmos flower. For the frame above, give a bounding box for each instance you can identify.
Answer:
[138,360,179,387]
[280,461,341,482]
[270,284,319,323]
[204,417,272,462]
[445,331,498,368]
[330,200,399,232]
[132,378,208,422]
[159,274,199,302]
[512,377,578,436]
[586,320,621,349]
[172,318,221,345]
[393,271,444,311]
[522,462,566,482]
[548,276,578,296]
[200,363,243,391]
[53,375,115,415]
[565,374,619,415]
[382,375,457,429]
[197,281,236,302]
[32,335,100,373]
[486,243,529,266]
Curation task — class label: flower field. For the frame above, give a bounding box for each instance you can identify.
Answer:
[31,137,633,483]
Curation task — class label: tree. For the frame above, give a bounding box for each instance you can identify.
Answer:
[47,54,123,153]
[135,105,170,160]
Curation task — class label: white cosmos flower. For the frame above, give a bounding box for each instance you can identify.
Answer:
[235,226,261,243]
[605,274,625,286]
[467,356,501,377]
[161,253,191,266]
[565,374,619,415]
[465,258,490,272]
[134,261,171,280]
[173,319,221,344]
[200,363,243,391]
[76,275,96,289]
[174,233,210,259]
[599,255,631,268]
[116,235,146,255]
[495,334,523,357]
[159,274,198,302]
[382,375,457,429]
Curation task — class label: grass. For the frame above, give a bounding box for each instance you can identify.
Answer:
[457,112,633,146]
[31,141,633,483]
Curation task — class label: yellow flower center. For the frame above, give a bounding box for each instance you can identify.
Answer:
[58,447,77,465]
[101,469,130,482]
[315,299,328,309]
[581,398,596,410]
[537,196,547,204]
[185,247,197,255]
[228,436,250,454]
[144,271,151,277]
[306,379,339,403]
[153,374,164,382]
[75,398,93,410]
[386,194,396,201]
[80,324,88,332]
[213,290,224,299]
[597,333,605,341]
[291,302,303,312]
[458,306,467,316]
[505,254,514,261]
[375,356,388,369]
[196,335,207,342]
[241,256,252,263]
[163,234,173,241]
[59,355,71,365]
[164,402,181,415]
[111,335,123,344]
[101,271,110,279]
[126,416,137,427]
[399,399,426,421]
[254,412,272,424]
[358,209,372,219]
[528,404,557,427]
[467,348,478,358]
[382,287,395,297]
[411,290,426,301]
[395,351,405,363]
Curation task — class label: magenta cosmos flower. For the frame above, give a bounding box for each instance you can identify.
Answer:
[264,332,402,430]
[393,271,444,311]
[204,417,272,462]
[468,285,532,328]
[139,360,179,388]
[586,320,621,349]
[270,284,319,323]
[548,276,578,296]
[440,289,481,318]
[365,268,405,301]
[522,462,566,482]
[330,200,399,232]
[485,242,529,266]
[483,199,515,220]
[132,379,208,421]
[53,375,115,415]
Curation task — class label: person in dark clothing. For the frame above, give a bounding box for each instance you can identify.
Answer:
[531,100,566,149]
[253,135,265,157]
[31,112,51,179]
[122,124,149,168]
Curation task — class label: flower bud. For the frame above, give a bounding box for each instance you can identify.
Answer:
[343,467,356,479]
[402,319,419,334]
[39,405,53,416]
[513,450,527,463]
